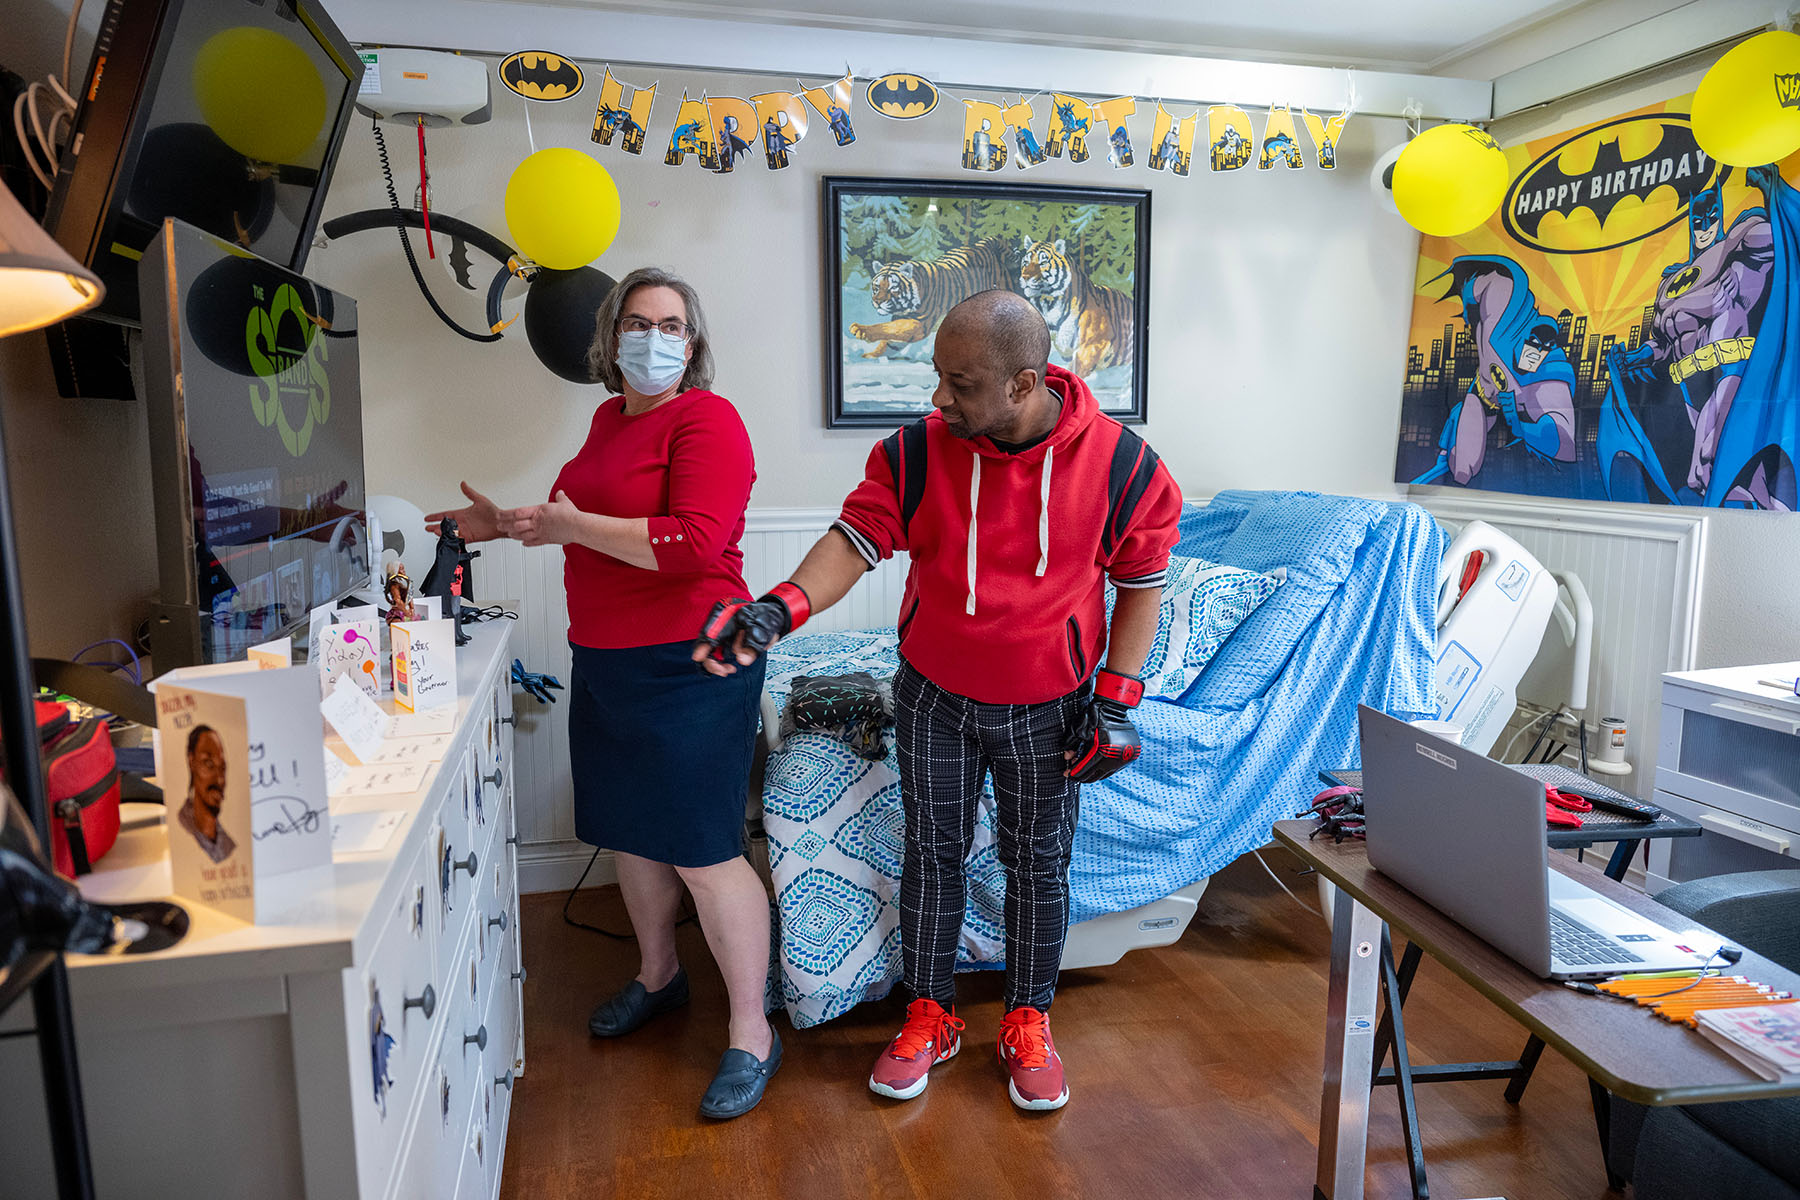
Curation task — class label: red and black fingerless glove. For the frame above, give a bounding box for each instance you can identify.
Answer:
[695,581,812,664]
[1065,668,1143,783]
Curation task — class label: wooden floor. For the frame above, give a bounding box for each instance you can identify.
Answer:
[499,847,1619,1199]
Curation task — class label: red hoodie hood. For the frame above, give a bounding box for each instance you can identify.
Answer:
[966,364,1099,463]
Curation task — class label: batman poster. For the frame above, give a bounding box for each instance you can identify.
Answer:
[1396,93,1799,510]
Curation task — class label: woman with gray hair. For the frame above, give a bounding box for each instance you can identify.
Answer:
[425,267,777,1118]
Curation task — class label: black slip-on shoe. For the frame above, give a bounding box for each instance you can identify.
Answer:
[698,1028,782,1119]
[587,968,689,1038]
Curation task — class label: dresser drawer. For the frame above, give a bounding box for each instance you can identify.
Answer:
[478,965,521,1200]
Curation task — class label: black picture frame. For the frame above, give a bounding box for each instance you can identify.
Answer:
[823,175,1151,428]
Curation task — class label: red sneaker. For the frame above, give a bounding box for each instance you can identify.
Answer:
[997,1006,1069,1111]
[868,998,964,1100]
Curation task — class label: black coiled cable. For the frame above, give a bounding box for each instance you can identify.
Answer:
[370,114,503,343]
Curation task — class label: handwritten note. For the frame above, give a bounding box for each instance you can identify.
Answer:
[323,747,350,794]
[368,733,451,765]
[392,618,456,712]
[334,761,431,798]
[318,613,382,700]
[332,809,405,854]
[389,707,455,738]
[248,636,291,670]
[322,674,390,765]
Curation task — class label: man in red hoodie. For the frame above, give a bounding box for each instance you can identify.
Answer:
[696,290,1180,1112]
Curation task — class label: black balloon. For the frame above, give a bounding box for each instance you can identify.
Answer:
[523,266,619,384]
[129,122,275,245]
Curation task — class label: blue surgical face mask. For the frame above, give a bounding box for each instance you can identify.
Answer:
[616,328,688,394]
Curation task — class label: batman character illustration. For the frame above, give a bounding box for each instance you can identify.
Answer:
[1414,255,1578,487]
[499,51,584,102]
[1013,121,1044,167]
[593,104,647,154]
[715,115,752,173]
[1151,125,1181,171]
[1599,166,1794,509]
[1108,123,1133,167]
[1211,125,1251,171]
[664,119,704,166]
[764,116,794,169]
[825,103,854,145]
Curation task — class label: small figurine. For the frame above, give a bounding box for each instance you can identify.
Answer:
[422,516,478,646]
[383,565,417,625]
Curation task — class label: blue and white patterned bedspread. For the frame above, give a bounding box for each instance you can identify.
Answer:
[762,492,1445,1029]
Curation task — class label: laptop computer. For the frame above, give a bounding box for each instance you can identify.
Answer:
[1358,706,1716,980]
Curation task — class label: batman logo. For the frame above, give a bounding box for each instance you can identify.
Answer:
[1503,113,1711,255]
[499,51,584,102]
[1666,264,1702,299]
[866,73,938,120]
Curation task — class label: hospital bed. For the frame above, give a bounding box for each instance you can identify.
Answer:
[755,491,1569,1029]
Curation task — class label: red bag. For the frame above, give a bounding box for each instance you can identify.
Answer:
[36,699,122,877]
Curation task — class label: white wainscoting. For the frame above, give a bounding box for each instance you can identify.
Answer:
[1412,492,1706,790]
[485,508,876,893]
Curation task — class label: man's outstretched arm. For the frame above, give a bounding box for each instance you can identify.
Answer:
[692,528,871,676]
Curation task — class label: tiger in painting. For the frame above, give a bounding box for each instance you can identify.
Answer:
[849,237,1013,358]
[1018,238,1134,377]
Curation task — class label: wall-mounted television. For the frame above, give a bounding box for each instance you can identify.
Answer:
[44,0,362,325]
[138,218,368,669]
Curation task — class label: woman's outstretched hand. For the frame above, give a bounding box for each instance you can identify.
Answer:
[425,481,504,543]
[497,490,580,548]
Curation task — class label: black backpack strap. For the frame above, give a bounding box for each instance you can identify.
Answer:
[32,659,157,728]
[879,418,930,536]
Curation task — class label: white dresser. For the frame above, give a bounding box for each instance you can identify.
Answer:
[0,620,524,1200]
[1647,661,1800,891]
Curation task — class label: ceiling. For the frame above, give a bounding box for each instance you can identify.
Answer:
[503,0,1615,72]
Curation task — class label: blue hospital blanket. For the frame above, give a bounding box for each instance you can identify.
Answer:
[762,492,1443,1028]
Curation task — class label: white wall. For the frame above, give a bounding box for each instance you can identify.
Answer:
[306,58,1421,521]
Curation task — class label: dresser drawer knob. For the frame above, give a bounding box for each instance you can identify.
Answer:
[404,984,436,1020]
[483,766,504,790]
[493,1070,514,1091]
[500,715,516,727]
[452,850,478,878]
[505,834,519,848]
[488,911,508,932]
[464,1024,488,1052]
[511,967,528,984]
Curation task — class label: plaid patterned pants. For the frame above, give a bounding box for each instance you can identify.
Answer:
[894,659,1085,1012]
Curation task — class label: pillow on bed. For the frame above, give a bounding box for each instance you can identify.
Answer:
[1114,553,1284,700]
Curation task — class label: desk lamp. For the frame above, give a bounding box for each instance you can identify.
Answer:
[0,179,105,1200]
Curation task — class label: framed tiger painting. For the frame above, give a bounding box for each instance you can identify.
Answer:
[823,176,1151,427]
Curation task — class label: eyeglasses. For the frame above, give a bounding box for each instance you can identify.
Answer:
[619,316,693,339]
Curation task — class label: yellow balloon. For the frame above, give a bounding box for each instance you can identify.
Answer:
[1391,123,1510,238]
[1692,30,1800,168]
[504,149,621,271]
[193,27,326,164]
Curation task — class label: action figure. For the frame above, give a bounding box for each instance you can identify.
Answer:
[383,565,417,625]
[421,517,478,646]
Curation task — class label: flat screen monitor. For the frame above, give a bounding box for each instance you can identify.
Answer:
[44,0,362,325]
[138,218,368,668]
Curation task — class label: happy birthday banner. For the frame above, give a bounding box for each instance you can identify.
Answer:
[503,55,1351,177]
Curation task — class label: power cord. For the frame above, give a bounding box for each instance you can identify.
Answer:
[1251,848,1322,917]
[370,114,504,343]
[560,846,699,940]
[12,0,83,189]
